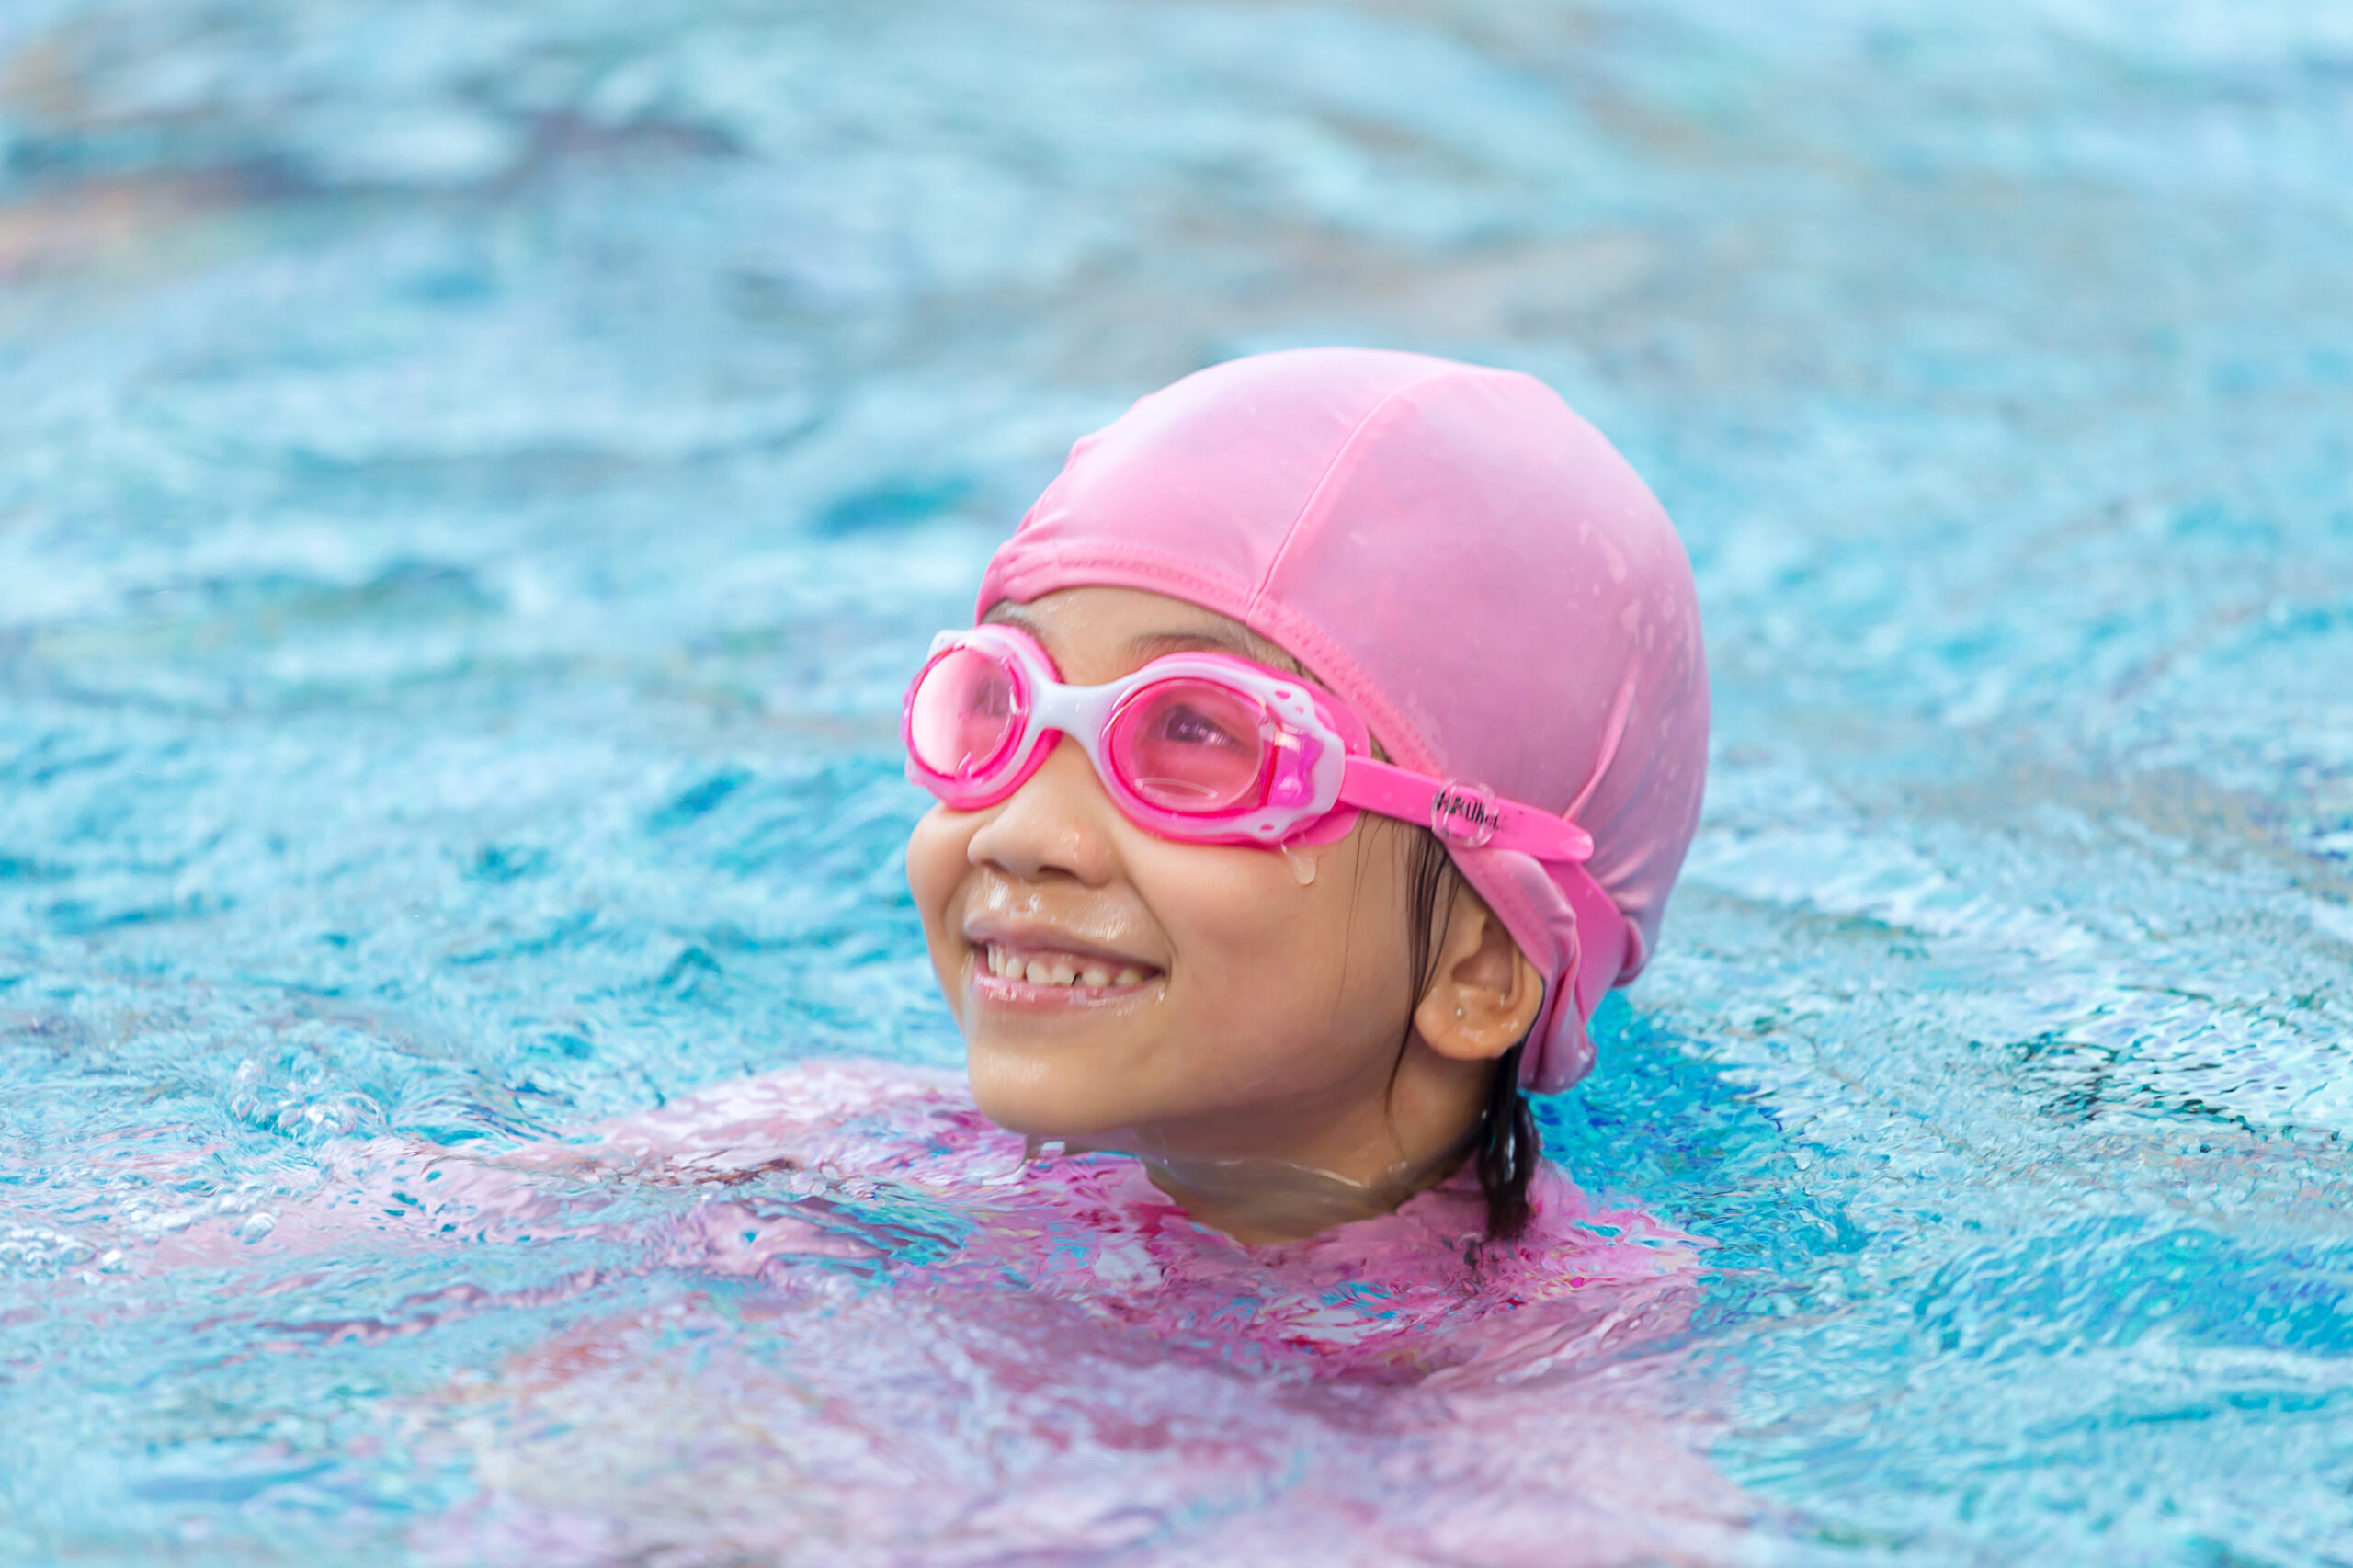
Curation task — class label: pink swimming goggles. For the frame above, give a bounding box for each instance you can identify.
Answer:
[903,624,1597,862]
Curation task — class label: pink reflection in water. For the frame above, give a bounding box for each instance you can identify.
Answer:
[415,1062,1758,1564]
[40,1062,1757,1562]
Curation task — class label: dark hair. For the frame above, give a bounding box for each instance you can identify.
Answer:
[1398,828,1540,1241]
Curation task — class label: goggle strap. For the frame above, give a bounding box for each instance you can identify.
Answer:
[1337,757,1596,863]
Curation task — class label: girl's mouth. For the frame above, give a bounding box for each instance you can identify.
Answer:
[972,942,1160,1002]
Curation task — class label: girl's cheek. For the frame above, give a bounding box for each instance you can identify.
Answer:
[1128,842,1289,942]
[905,807,975,951]
[1142,845,1370,1016]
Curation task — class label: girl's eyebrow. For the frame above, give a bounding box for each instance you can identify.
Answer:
[983,604,1291,669]
[983,605,1042,636]
[1123,629,1261,661]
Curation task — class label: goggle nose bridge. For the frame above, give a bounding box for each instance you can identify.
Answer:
[1008,673,1135,798]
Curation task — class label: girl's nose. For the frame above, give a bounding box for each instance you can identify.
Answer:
[964,734,1120,886]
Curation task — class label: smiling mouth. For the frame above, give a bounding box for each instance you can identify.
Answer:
[977,943,1156,992]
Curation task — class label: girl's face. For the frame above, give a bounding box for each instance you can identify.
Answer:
[904,586,1444,1179]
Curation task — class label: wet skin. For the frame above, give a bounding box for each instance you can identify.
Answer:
[905,585,1543,1243]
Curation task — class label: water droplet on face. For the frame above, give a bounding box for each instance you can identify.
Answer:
[1279,844,1317,886]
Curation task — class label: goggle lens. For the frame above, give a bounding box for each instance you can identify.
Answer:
[908,647,1022,779]
[1108,679,1270,812]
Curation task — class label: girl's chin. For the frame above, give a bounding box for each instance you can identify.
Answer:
[962,1062,1134,1143]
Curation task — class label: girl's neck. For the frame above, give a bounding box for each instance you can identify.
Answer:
[1052,1122,1482,1245]
[1032,1036,1505,1244]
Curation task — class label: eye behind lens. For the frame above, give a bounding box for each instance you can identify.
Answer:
[908,647,1023,778]
[1108,679,1270,813]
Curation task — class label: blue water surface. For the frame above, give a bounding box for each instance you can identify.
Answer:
[3,0,2351,1562]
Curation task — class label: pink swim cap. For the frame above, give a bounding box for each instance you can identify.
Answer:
[978,348,1709,1092]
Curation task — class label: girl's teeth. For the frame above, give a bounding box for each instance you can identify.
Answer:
[985,947,1150,988]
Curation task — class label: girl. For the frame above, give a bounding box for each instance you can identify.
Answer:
[24,351,1735,1564]
[904,346,1710,1246]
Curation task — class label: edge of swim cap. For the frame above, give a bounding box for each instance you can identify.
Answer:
[983,543,1448,775]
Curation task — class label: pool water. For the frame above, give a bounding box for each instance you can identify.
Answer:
[4,0,2351,1562]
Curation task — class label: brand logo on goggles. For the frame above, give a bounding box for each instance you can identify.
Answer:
[1430,784,1501,848]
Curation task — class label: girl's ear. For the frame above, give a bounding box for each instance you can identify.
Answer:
[1412,881,1544,1062]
